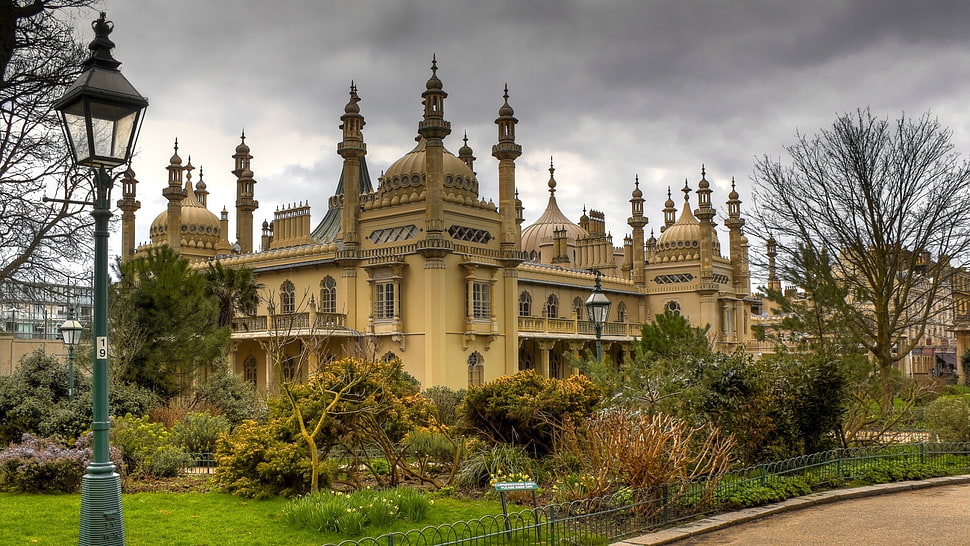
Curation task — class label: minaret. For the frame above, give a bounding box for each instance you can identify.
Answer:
[337,82,366,252]
[417,56,451,253]
[694,165,716,284]
[627,175,647,287]
[767,237,782,292]
[492,84,522,255]
[117,167,140,260]
[458,132,475,172]
[724,178,749,295]
[661,187,676,232]
[194,166,208,207]
[162,140,186,252]
[233,131,259,253]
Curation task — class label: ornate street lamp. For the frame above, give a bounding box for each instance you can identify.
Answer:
[54,12,147,546]
[59,309,83,403]
[584,271,611,362]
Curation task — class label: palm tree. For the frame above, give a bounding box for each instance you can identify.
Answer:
[202,261,263,328]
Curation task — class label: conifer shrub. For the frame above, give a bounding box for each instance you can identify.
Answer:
[172,412,231,454]
[213,419,311,499]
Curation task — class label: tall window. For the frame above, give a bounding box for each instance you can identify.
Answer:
[545,294,559,318]
[243,355,257,385]
[471,281,490,319]
[617,301,628,322]
[467,351,485,386]
[572,297,584,319]
[281,356,298,382]
[280,280,296,314]
[519,291,533,317]
[320,276,336,313]
[374,282,396,320]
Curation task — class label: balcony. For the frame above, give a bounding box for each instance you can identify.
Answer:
[231,312,347,335]
[517,316,640,338]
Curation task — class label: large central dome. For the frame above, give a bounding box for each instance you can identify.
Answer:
[375,137,480,203]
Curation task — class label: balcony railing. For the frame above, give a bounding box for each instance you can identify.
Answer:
[518,316,639,338]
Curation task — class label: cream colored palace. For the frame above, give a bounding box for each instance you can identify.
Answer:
[119,61,754,391]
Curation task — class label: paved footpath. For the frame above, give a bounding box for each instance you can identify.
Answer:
[613,475,970,546]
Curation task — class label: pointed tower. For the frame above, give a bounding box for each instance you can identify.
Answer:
[627,175,647,287]
[117,167,140,260]
[661,187,676,232]
[694,165,716,285]
[417,56,451,255]
[162,140,187,252]
[194,166,208,207]
[337,82,366,252]
[767,237,782,293]
[233,132,259,253]
[724,178,750,295]
[458,132,476,172]
[492,84,522,256]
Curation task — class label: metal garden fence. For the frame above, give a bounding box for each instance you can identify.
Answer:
[328,442,970,546]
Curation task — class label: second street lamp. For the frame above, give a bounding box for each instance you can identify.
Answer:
[59,309,83,402]
[53,12,148,546]
[584,271,611,362]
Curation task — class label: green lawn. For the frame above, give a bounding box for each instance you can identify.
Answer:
[0,491,508,545]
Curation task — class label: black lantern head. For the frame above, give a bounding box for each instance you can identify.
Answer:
[54,12,148,169]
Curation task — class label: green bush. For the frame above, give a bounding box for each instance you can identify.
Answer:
[423,385,465,427]
[459,370,602,456]
[172,412,231,453]
[0,434,87,492]
[924,396,970,442]
[111,414,191,477]
[195,367,267,425]
[214,419,311,499]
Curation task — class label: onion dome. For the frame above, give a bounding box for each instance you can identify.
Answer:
[654,181,720,261]
[169,138,182,165]
[521,158,589,264]
[425,56,443,90]
[498,84,515,117]
[375,137,480,206]
[632,177,643,199]
[235,130,250,154]
[149,174,223,251]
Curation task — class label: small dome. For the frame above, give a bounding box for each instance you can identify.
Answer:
[632,178,643,199]
[425,58,443,90]
[235,131,250,154]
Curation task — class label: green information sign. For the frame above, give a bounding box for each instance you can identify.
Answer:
[493,481,538,491]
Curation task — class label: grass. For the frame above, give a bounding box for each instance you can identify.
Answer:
[0,489,510,545]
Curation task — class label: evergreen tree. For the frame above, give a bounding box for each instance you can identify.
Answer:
[112,247,229,399]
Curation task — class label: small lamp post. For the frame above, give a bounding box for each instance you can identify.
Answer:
[584,271,611,362]
[54,12,147,546]
[59,309,83,402]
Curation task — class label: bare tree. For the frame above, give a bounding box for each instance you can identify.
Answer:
[1,1,100,294]
[751,109,970,380]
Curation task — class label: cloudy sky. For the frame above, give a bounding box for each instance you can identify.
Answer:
[91,0,970,265]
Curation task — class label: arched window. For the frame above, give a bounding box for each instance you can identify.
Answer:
[572,297,584,319]
[519,291,533,317]
[467,351,485,386]
[281,356,299,383]
[545,294,559,318]
[243,355,257,385]
[665,300,681,315]
[280,280,296,314]
[518,348,534,371]
[320,276,337,314]
[617,301,628,323]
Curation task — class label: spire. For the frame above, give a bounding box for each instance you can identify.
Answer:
[695,164,714,217]
[725,176,744,229]
[662,186,677,231]
[417,55,450,141]
[548,157,557,195]
[194,166,208,207]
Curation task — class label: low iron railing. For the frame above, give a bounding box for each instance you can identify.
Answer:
[329,442,970,546]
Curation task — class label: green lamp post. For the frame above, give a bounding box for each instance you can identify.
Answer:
[585,271,611,362]
[59,308,83,403]
[54,12,148,546]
